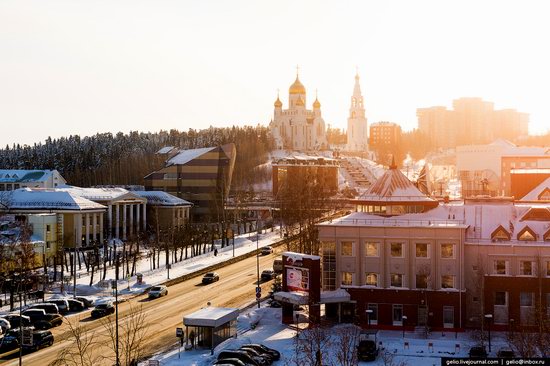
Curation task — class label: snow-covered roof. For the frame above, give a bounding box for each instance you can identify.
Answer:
[320,289,351,303]
[0,169,63,184]
[355,164,437,204]
[56,186,146,203]
[274,291,310,305]
[133,191,192,206]
[4,188,106,211]
[166,146,216,166]
[520,178,550,201]
[157,146,176,154]
[183,307,239,327]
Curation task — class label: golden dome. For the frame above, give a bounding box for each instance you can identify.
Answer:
[296,96,305,106]
[313,97,321,108]
[274,96,282,108]
[289,76,306,95]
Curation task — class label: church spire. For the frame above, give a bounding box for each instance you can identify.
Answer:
[349,70,365,118]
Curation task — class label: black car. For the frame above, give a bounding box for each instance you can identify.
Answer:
[240,346,273,364]
[497,347,515,358]
[21,309,63,329]
[3,314,31,329]
[469,345,488,358]
[357,339,379,361]
[0,330,21,357]
[241,344,280,361]
[75,296,94,308]
[66,299,85,312]
[260,270,275,281]
[29,303,59,315]
[202,272,220,284]
[218,350,261,366]
[91,302,115,319]
[22,330,54,352]
[212,358,247,366]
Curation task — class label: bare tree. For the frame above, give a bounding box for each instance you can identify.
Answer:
[49,317,102,366]
[288,324,331,366]
[379,349,408,366]
[333,324,361,366]
[101,302,149,366]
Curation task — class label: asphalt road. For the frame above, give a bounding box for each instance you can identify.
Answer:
[0,249,282,366]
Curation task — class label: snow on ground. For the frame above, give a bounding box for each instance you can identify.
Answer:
[145,304,510,366]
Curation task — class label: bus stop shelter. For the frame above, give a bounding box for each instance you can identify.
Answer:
[183,307,239,354]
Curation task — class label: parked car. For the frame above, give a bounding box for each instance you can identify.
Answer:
[272,259,283,273]
[148,285,168,299]
[22,309,63,330]
[29,303,59,315]
[212,358,247,366]
[66,299,85,312]
[357,339,379,361]
[260,270,275,281]
[3,314,31,329]
[260,246,273,255]
[469,345,488,358]
[218,350,260,366]
[0,329,23,356]
[202,272,220,284]
[45,299,70,314]
[0,317,11,333]
[241,344,280,361]
[75,296,95,308]
[239,346,273,364]
[22,329,54,352]
[497,347,516,358]
[91,302,115,319]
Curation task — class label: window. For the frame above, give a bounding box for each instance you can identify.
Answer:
[520,261,534,276]
[367,304,378,325]
[46,242,51,250]
[365,272,378,286]
[321,242,336,291]
[390,243,403,258]
[494,260,507,275]
[416,243,428,258]
[365,242,379,257]
[390,273,403,287]
[46,225,51,233]
[495,291,507,306]
[441,244,454,258]
[392,304,403,325]
[416,274,428,289]
[520,292,534,307]
[341,272,353,286]
[341,241,354,256]
[443,306,454,328]
[441,275,455,289]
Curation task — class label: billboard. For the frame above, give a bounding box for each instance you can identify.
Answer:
[286,267,310,293]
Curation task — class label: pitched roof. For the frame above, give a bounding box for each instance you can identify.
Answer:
[520,177,550,201]
[56,186,145,203]
[0,169,61,183]
[4,188,106,211]
[133,191,192,206]
[166,146,216,166]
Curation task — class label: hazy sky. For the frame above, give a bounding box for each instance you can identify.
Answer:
[1,0,549,147]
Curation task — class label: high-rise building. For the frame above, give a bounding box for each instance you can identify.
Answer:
[417,98,529,150]
[346,73,368,152]
[269,72,327,151]
[369,122,402,151]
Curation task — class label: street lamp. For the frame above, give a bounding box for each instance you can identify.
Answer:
[484,314,493,353]
[402,315,408,338]
[366,309,373,328]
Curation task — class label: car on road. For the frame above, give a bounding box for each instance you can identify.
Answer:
[241,344,280,361]
[148,285,168,299]
[22,329,54,352]
[260,246,273,255]
[469,345,488,358]
[260,269,275,281]
[75,296,95,308]
[202,272,220,284]
[357,339,379,361]
[91,302,115,319]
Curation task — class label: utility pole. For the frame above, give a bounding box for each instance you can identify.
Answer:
[256,219,261,309]
[115,255,120,366]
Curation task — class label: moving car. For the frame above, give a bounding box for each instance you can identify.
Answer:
[272,259,283,273]
[260,270,275,281]
[357,339,379,361]
[469,345,488,358]
[148,285,168,299]
[241,344,280,361]
[260,246,273,255]
[91,302,115,319]
[202,272,220,284]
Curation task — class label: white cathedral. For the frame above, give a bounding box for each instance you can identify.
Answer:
[270,71,368,152]
[269,74,328,151]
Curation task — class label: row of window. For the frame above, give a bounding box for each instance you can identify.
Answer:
[492,260,550,276]
[341,241,455,259]
[342,271,456,289]
[365,304,455,326]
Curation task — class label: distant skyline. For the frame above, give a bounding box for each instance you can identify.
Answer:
[1,0,549,147]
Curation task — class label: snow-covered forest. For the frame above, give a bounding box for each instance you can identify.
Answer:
[0,125,271,190]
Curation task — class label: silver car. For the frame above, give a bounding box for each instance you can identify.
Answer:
[148,285,168,299]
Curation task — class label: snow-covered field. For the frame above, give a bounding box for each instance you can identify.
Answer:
[145,305,509,366]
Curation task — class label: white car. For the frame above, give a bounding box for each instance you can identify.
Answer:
[0,317,11,333]
[148,285,168,299]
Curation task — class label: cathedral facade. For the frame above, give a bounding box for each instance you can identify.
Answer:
[346,73,368,152]
[269,74,327,151]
